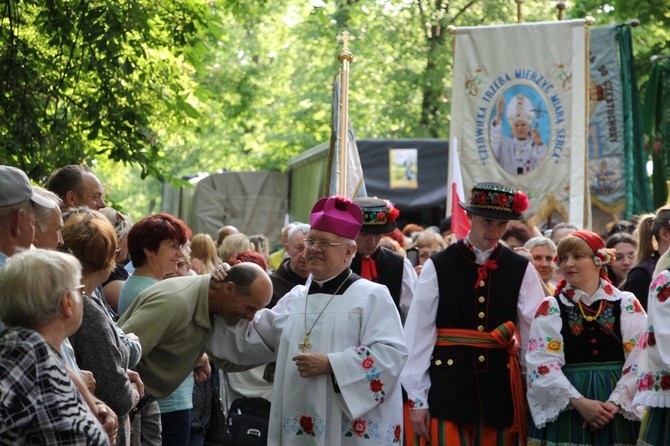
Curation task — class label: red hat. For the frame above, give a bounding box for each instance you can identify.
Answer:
[310,196,363,240]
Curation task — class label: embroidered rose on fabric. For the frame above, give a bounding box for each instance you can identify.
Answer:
[661,374,670,390]
[602,284,614,295]
[537,365,550,375]
[394,425,401,443]
[370,379,383,393]
[352,419,368,438]
[299,416,315,436]
[498,193,509,207]
[546,339,562,353]
[356,346,386,404]
[638,373,655,392]
[528,337,543,352]
[624,340,635,353]
[656,284,670,303]
[361,356,374,370]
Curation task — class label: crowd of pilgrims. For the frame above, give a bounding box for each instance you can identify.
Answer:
[2,163,670,446]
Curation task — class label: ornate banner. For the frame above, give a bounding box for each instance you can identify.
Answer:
[450,20,589,227]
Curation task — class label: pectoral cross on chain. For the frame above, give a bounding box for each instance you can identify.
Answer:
[298,334,312,352]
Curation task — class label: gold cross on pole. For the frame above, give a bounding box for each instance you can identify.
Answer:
[336,31,355,53]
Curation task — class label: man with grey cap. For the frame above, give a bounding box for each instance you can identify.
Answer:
[351,196,417,323]
[0,165,58,266]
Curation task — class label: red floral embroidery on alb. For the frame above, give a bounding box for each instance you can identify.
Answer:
[361,356,374,370]
[537,365,550,375]
[370,379,383,393]
[352,419,367,437]
[300,416,314,435]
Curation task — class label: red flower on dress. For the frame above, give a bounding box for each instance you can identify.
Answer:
[657,285,670,303]
[603,284,614,295]
[511,191,529,214]
[394,425,401,442]
[535,300,551,318]
[361,356,374,370]
[638,373,655,391]
[300,416,314,435]
[538,365,550,375]
[370,379,383,393]
[661,374,670,390]
[408,400,416,409]
[352,419,367,437]
[633,299,644,313]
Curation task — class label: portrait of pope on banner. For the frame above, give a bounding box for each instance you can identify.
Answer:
[489,85,551,175]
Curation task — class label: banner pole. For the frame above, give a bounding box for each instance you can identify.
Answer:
[336,31,354,196]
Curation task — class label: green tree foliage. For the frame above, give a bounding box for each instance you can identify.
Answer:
[0,0,210,182]
[1,0,663,220]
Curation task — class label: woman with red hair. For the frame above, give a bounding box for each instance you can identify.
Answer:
[526,230,646,445]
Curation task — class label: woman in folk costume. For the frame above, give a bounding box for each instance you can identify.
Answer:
[632,256,670,445]
[526,230,646,445]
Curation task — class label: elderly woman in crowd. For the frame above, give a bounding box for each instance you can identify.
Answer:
[119,213,206,446]
[61,210,141,446]
[526,230,646,446]
[0,249,113,444]
[524,236,558,294]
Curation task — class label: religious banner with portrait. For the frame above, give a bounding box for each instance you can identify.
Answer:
[449,20,589,228]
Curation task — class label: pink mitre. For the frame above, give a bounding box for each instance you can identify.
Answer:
[310,196,363,240]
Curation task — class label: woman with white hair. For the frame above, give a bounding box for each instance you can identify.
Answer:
[524,236,557,293]
[0,249,111,444]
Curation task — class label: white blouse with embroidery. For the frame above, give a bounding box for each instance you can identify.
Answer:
[525,280,646,428]
[633,269,670,409]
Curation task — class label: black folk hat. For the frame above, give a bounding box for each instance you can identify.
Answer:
[458,182,529,221]
[353,197,400,235]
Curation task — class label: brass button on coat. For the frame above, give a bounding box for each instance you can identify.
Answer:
[447,359,454,366]
[478,355,485,362]
[435,359,442,366]
[478,296,485,303]
[477,325,485,331]
[478,312,485,319]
